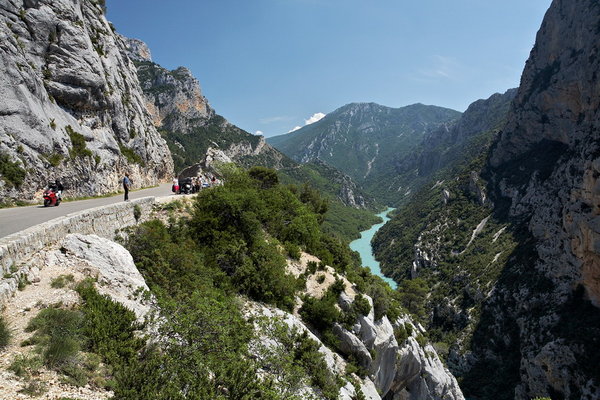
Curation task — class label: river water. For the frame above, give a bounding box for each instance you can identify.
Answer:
[349,207,397,289]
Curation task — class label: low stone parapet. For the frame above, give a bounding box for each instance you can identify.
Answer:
[0,196,157,305]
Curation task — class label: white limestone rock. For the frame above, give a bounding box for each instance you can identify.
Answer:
[0,0,173,201]
[60,233,152,321]
[391,337,465,400]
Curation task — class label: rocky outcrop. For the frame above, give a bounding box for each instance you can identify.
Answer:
[125,38,291,174]
[0,0,173,201]
[124,47,213,133]
[333,293,464,399]
[468,0,600,398]
[392,336,465,400]
[60,233,153,321]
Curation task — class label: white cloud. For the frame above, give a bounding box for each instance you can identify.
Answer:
[288,126,302,133]
[255,130,264,136]
[416,55,460,81]
[305,112,326,125]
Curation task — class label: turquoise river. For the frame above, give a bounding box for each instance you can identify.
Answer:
[349,207,397,289]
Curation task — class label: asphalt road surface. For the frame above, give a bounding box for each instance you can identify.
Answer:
[0,183,174,238]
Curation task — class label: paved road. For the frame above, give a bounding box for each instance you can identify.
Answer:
[0,183,174,238]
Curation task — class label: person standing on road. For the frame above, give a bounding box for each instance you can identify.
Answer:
[123,173,131,201]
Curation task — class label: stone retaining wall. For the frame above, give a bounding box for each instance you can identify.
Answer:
[0,196,177,305]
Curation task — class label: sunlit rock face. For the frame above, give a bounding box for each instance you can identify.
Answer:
[0,0,173,200]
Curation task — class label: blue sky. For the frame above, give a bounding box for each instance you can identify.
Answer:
[107,0,552,137]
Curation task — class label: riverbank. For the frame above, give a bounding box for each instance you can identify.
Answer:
[350,207,397,289]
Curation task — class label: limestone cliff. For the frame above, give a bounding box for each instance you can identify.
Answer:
[478,0,600,398]
[123,40,291,174]
[0,0,173,201]
[373,1,600,399]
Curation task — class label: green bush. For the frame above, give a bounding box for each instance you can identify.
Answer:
[66,125,92,159]
[18,380,47,396]
[119,144,145,166]
[25,307,83,367]
[133,204,141,222]
[284,241,301,260]
[46,153,63,167]
[397,278,428,321]
[299,292,341,331]
[394,324,409,344]
[352,294,372,317]
[76,281,143,368]
[9,354,43,379]
[233,240,297,311]
[0,153,26,187]
[0,315,10,348]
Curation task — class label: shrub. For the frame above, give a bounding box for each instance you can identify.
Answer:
[0,315,10,348]
[397,278,428,321]
[119,144,144,166]
[284,241,301,260]
[394,324,409,344]
[76,282,143,368]
[25,307,83,367]
[133,204,141,222]
[307,261,318,274]
[352,294,372,317]
[18,380,47,396]
[248,166,279,189]
[299,294,340,331]
[415,333,427,347]
[46,153,63,167]
[9,354,43,379]
[0,153,26,187]
[50,274,74,288]
[66,125,92,159]
[233,240,297,311]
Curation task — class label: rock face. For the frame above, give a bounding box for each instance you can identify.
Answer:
[123,42,213,134]
[469,0,600,399]
[247,300,463,400]
[124,42,291,175]
[0,0,173,201]
[392,89,516,199]
[333,295,464,399]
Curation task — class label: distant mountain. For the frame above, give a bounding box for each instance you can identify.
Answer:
[372,88,517,204]
[268,103,461,203]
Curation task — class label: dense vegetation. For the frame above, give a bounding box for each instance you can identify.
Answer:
[113,166,403,398]
[0,315,9,349]
[278,160,382,241]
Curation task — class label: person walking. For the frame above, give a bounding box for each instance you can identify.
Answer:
[123,173,131,201]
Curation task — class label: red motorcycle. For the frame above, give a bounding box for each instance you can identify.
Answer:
[43,185,61,207]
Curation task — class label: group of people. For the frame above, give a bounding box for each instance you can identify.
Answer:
[121,173,220,202]
[172,176,218,194]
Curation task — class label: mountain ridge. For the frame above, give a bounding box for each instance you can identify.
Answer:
[267,102,462,201]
